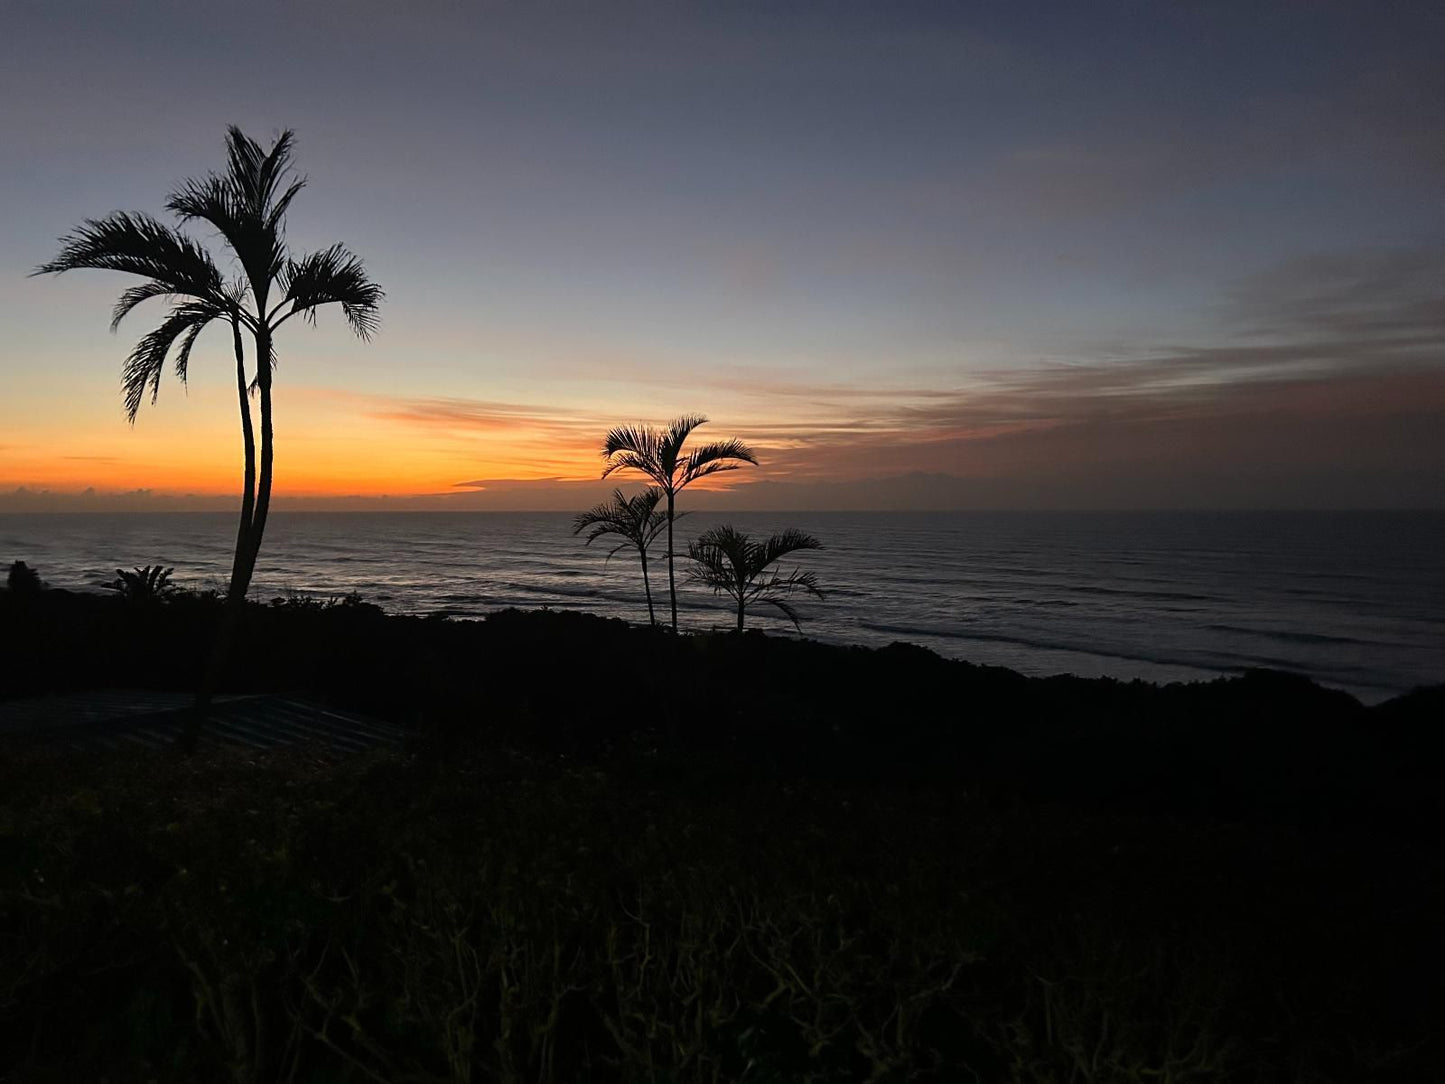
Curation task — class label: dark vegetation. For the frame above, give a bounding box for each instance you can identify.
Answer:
[107,564,177,604]
[34,126,382,749]
[573,488,671,628]
[34,128,382,614]
[580,420,825,635]
[2,586,1443,1080]
[600,415,758,632]
[687,525,825,632]
[5,561,43,594]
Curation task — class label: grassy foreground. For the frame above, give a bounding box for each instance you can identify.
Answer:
[1,593,1442,1080]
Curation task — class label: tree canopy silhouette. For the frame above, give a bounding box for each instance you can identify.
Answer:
[573,487,671,627]
[36,126,383,746]
[5,562,43,595]
[687,525,825,633]
[600,415,757,632]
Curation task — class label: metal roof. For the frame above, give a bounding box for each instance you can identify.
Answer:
[0,690,406,753]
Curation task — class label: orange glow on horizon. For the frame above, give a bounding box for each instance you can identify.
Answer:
[7,367,1445,507]
[0,384,788,499]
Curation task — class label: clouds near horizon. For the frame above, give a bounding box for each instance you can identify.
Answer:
[8,240,1442,511]
[2,3,1442,510]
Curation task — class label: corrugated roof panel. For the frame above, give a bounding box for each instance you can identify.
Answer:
[0,691,405,754]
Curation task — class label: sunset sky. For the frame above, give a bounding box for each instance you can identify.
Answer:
[2,1,1442,510]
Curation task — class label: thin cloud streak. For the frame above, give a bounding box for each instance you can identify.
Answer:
[336,243,1445,502]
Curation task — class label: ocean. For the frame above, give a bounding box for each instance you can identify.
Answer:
[3,510,1442,703]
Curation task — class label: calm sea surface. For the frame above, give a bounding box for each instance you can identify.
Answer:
[3,510,1442,703]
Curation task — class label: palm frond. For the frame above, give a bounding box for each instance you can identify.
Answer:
[660,414,708,472]
[756,567,825,600]
[109,281,179,331]
[684,459,748,484]
[121,303,225,422]
[686,524,751,591]
[686,437,758,471]
[573,488,665,548]
[165,174,245,242]
[762,597,804,632]
[599,417,757,503]
[168,128,302,296]
[690,523,749,554]
[34,213,223,299]
[759,528,823,567]
[600,450,664,484]
[685,553,740,594]
[172,317,212,387]
[228,126,298,215]
[680,438,757,486]
[281,244,384,339]
[573,486,666,623]
[267,177,307,233]
[602,424,661,460]
[224,127,268,200]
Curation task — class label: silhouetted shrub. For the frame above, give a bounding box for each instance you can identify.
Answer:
[107,564,176,604]
[5,561,43,593]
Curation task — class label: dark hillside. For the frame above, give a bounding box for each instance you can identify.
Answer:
[1,591,1441,1078]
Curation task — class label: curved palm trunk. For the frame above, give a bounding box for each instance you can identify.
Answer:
[666,489,678,633]
[183,321,255,751]
[227,327,274,595]
[640,550,656,627]
[247,328,276,586]
[226,319,257,601]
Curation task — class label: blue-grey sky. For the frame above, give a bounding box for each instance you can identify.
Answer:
[2,1,1442,509]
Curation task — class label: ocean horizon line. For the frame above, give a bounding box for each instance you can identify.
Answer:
[4,506,1444,516]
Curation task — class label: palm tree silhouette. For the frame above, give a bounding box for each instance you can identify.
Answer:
[572,487,671,627]
[36,127,382,745]
[601,415,757,632]
[686,525,824,633]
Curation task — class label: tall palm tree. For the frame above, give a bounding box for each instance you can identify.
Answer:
[572,487,671,626]
[36,126,383,744]
[36,211,252,593]
[687,525,825,633]
[601,415,757,632]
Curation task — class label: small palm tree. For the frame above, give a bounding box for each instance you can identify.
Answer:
[107,565,176,604]
[687,525,825,633]
[601,415,757,632]
[573,487,671,627]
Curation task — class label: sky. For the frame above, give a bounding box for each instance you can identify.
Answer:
[1,0,1442,511]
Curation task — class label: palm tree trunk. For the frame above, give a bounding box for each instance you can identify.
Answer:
[666,489,678,633]
[183,324,274,753]
[183,321,255,752]
[246,328,276,590]
[640,550,656,627]
[736,595,745,633]
[225,319,256,602]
